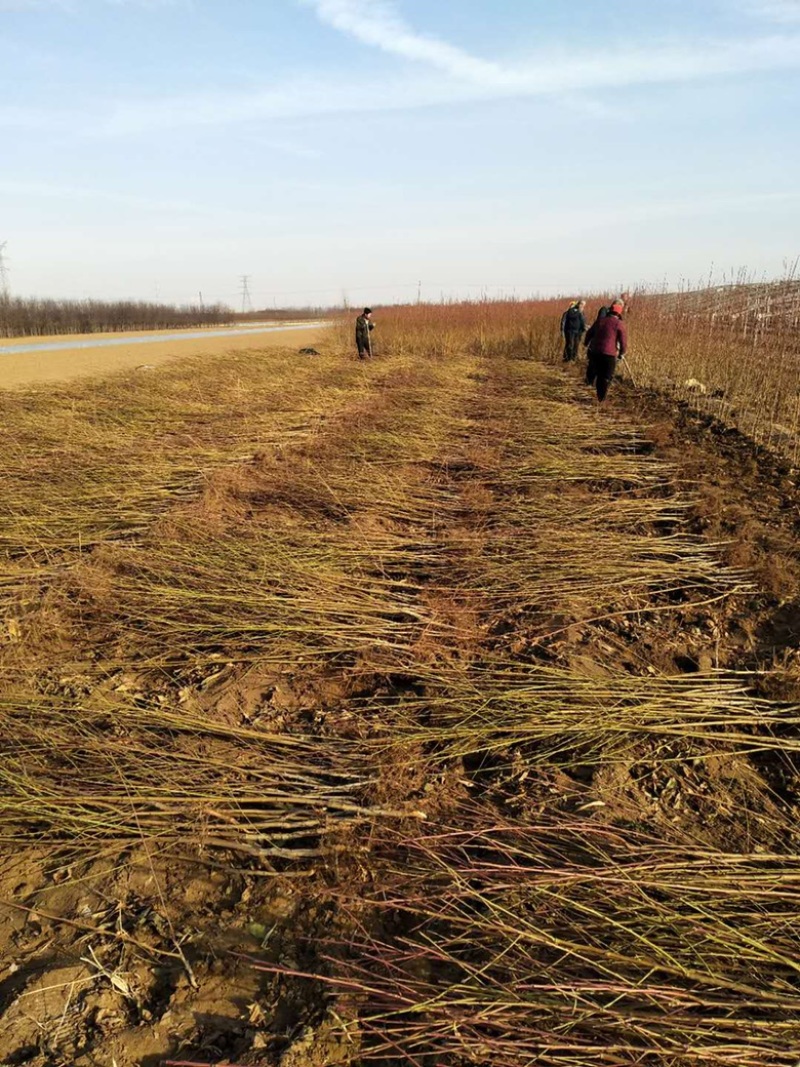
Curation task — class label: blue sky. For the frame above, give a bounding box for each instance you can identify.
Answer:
[2,0,800,307]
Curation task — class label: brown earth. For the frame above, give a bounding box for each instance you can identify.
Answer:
[1,344,800,1065]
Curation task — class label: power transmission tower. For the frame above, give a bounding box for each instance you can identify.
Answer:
[0,242,9,298]
[239,274,253,314]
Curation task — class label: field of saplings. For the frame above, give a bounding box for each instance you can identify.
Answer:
[1,295,800,1067]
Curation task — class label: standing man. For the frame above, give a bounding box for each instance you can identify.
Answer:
[561,299,587,362]
[584,301,627,403]
[355,307,375,360]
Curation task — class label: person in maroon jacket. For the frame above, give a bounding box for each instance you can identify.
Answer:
[584,301,627,402]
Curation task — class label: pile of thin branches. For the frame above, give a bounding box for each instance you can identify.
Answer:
[0,350,483,856]
[0,348,371,566]
[0,692,391,859]
[261,808,800,1066]
[372,663,800,767]
[107,532,439,664]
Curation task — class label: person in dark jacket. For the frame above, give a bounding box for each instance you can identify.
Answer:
[586,293,627,378]
[591,292,629,327]
[355,308,375,360]
[584,301,627,402]
[560,299,587,362]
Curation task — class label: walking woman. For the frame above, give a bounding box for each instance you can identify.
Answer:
[584,301,627,403]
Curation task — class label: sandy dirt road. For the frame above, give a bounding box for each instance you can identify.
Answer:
[0,322,333,388]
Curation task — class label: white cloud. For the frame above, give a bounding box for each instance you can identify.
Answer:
[302,0,800,92]
[4,0,800,136]
[90,29,800,135]
[299,0,510,84]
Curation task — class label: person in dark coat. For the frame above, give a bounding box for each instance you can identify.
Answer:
[591,292,629,326]
[560,299,587,362]
[584,301,627,402]
[355,308,375,360]
[586,294,627,385]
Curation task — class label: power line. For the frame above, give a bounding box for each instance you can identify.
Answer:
[239,274,253,313]
[228,280,601,302]
[0,242,9,298]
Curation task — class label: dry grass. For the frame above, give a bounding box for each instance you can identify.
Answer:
[0,340,481,860]
[0,347,372,600]
[1,311,800,1065]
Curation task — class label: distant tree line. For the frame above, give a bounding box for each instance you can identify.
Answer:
[236,307,326,323]
[0,295,233,338]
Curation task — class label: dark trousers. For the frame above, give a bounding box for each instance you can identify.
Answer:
[586,353,617,401]
[563,332,582,362]
[357,339,371,360]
